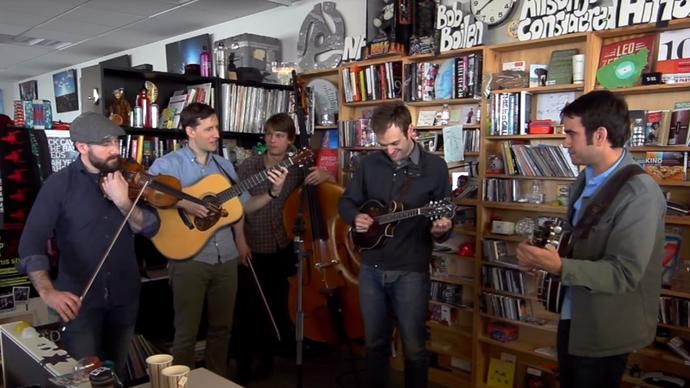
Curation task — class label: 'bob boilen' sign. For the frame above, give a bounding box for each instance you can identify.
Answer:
[518,0,690,41]
[437,2,485,52]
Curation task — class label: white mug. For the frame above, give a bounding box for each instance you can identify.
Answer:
[146,354,173,388]
[161,365,190,388]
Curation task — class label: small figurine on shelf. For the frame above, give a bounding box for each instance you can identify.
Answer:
[108,88,132,125]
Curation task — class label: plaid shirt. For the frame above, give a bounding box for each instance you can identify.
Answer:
[238,154,305,254]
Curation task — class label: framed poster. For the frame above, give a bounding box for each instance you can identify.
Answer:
[18,80,38,101]
[52,69,79,113]
[165,34,211,74]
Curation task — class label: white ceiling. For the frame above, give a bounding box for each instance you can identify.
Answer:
[0,0,295,83]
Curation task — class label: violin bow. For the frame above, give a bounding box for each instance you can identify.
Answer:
[246,259,282,341]
[61,180,150,332]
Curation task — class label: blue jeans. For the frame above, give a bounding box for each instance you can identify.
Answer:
[359,264,430,388]
[557,320,629,388]
[61,302,138,380]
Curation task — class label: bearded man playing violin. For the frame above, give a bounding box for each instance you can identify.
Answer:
[18,112,160,379]
[147,103,288,377]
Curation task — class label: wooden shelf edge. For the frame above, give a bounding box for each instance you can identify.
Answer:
[482,233,524,242]
[453,226,477,235]
[343,98,402,107]
[431,273,476,287]
[298,67,339,76]
[427,320,473,338]
[666,215,690,225]
[629,146,690,152]
[479,312,558,332]
[407,46,483,61]
[340,53,404,68]
[491,84,584,95]
[407,98,480,107]
[655,180,690,187]
[635,346,690,367]
[622,374,663,388]
[485,134,567,140]
[487,32,588,52]
[661,288,690,298]
[478,335,558,361]
[482,201,568,214]
[598,82,690,95]
[428,366,472,386]
[658,323,690,333]
[429,299,474,312]
[485,174,576,181]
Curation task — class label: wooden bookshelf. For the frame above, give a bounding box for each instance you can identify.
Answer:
[313,16,690,387]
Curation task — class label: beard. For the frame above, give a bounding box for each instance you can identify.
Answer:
[88,151,121,173]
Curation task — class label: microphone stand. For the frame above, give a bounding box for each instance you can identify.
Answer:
[292,183,309,388]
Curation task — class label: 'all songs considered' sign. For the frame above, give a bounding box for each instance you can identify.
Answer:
[518,0,690,41]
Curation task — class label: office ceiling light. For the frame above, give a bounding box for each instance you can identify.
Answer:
[0,34,72,50]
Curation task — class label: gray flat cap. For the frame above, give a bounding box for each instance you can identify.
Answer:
[70,112,125,143]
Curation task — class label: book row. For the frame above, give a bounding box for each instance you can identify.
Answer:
[488,91,532,136]
[481,266,527,295]
[341,62,402,103]
[430,280,463,308]
[219,83,291,133]
[659,296,690,329]
[403,54,483,102]
[499,142,578,177]
[481,293,531,322]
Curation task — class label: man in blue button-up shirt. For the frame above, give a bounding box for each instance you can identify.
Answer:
[147,103,287,377]
[18,112,159,378]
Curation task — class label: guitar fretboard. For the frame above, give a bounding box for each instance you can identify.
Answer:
[376,208,428,225]
[217,157,296,203]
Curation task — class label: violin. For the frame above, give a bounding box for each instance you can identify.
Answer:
[100,158,182,208]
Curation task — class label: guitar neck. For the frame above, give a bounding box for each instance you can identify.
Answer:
[147,179,205,204]
[376,208,426,225]
[217,158,295,203]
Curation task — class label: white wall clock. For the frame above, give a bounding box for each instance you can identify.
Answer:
[470,0,517,26]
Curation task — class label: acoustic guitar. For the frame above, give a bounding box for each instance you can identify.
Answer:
[531,218,570,314]
[151,149,313,260]
[349,199,456,251]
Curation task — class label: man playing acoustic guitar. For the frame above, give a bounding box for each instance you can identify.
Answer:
[147,103,288,377]
[338,103,453,387]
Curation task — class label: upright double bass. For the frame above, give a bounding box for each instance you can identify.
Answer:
[282,71,363,344]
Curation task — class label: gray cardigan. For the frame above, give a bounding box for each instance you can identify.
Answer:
[560,151,666,357]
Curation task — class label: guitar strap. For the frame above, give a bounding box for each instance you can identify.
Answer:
[539,164,646,314]
[211,155,237,185]
[570,163,646,246]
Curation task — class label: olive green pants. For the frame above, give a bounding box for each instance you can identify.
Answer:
[168,259,238,377]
